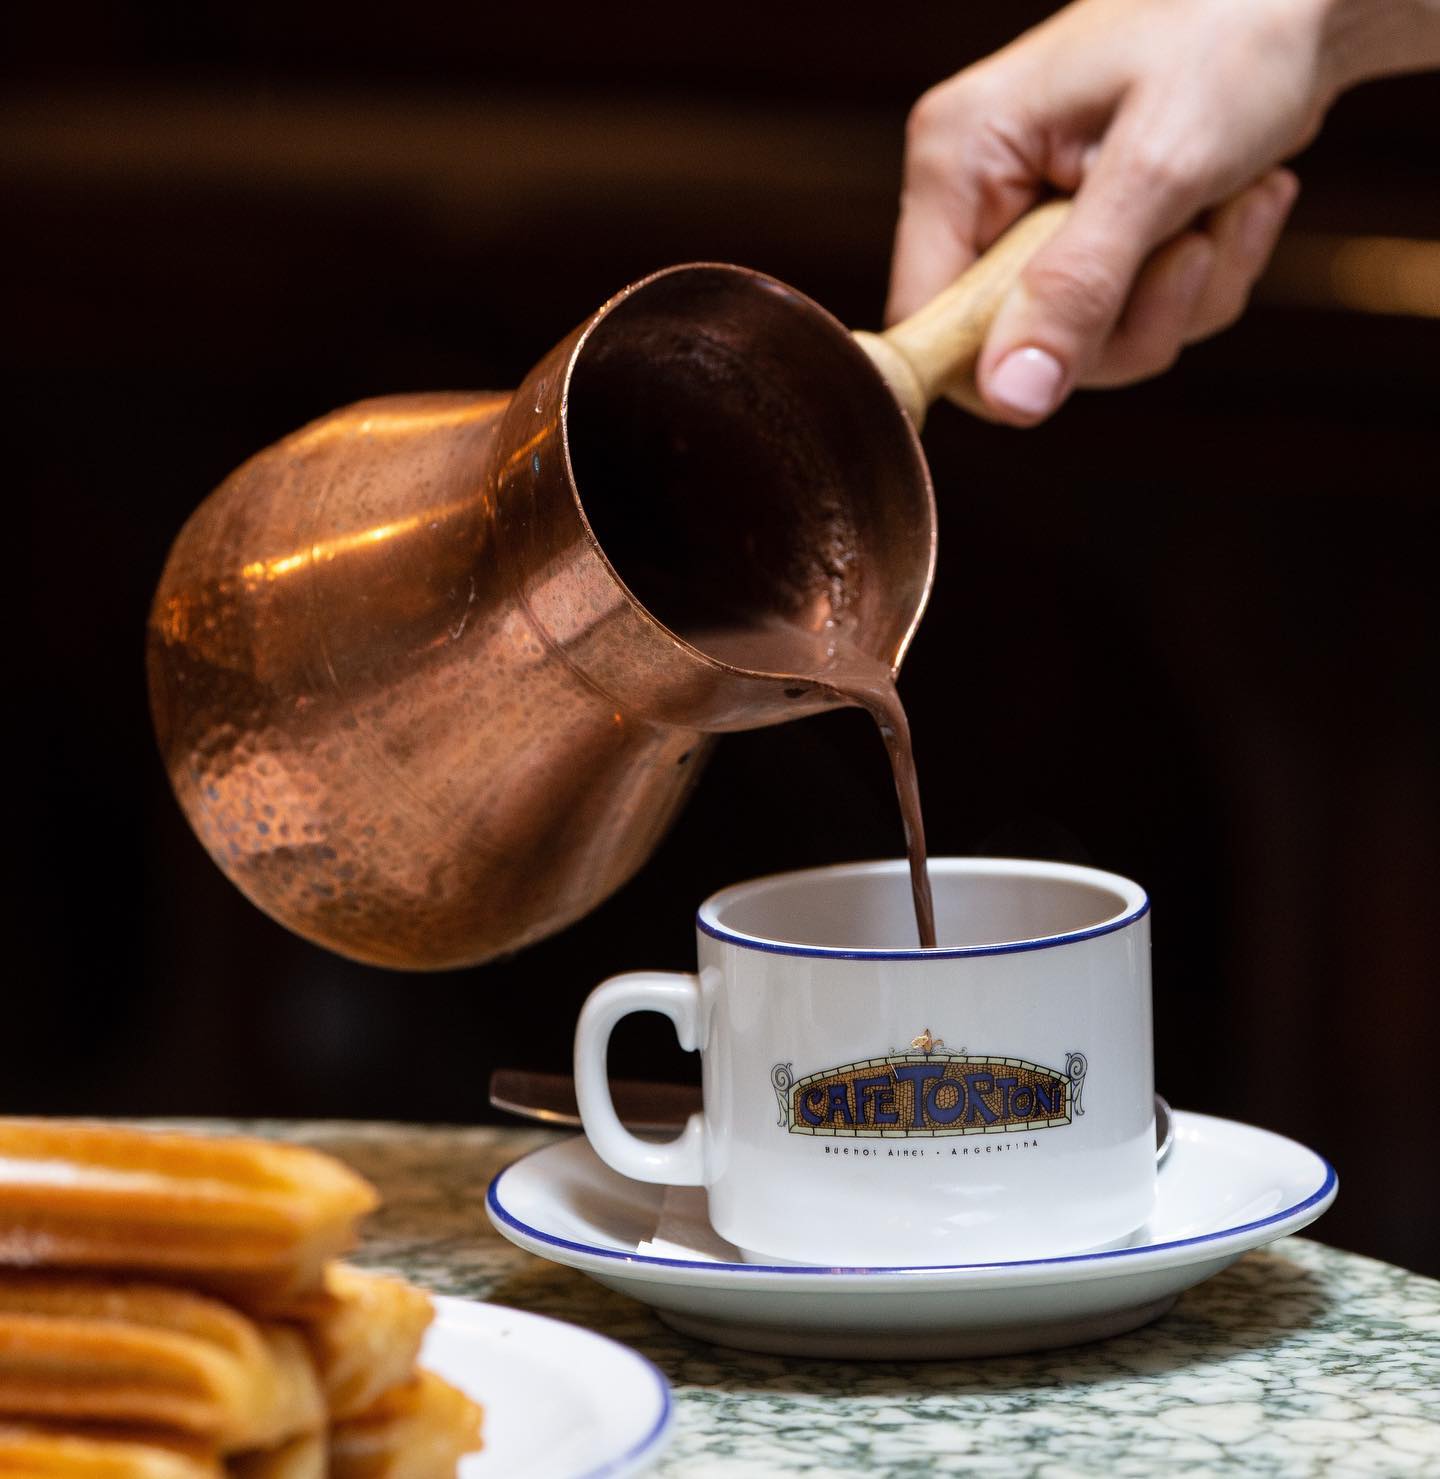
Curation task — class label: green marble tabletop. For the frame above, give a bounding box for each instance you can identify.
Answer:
[230,1121,1439,1478]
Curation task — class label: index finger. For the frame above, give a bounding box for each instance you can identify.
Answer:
[886,180,980,325]
[885,89,1050,325]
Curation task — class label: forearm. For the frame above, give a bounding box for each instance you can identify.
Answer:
[1319,0,1440,92]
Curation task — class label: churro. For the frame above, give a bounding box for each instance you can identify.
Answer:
[226,1433,325,1479]
[0,1424,221,1478]
[0,1121,378,1313]
[330,1370,484,1479]
[0,1125,480,1476]
[295,1264,434,1420]
[0,1276,324,1451]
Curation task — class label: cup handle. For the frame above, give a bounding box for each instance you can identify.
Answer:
[574,970,706,1185]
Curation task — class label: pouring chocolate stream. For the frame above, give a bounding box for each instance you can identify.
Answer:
[576,201,1071,951]
[648,202,1072,949]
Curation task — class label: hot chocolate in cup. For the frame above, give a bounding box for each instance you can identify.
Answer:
[575,858,1154,1267]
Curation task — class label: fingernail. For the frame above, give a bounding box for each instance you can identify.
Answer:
[987,346,1066,419]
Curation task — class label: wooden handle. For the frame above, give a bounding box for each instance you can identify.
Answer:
[855,198,1071,428]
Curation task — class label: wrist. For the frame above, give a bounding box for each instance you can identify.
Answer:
[1314,0,1440,94]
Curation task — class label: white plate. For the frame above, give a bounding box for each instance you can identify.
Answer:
[423,1296,672,1478]
[486,1110,1337,1359]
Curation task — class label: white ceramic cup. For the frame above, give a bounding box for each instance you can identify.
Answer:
[575,858,1154,1266]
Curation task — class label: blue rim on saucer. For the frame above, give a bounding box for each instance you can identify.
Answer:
[486,1111,1337,1279]
[428,1294,673,1478]
[574,1345,670,1479]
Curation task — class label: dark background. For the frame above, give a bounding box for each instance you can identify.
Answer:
[7,4,1437,1276]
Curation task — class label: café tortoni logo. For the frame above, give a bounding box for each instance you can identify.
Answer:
[771,1029,1088,1139]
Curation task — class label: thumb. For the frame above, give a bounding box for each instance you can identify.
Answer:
[977,121,1208,424]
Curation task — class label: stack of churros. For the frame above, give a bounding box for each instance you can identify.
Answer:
[0,1121,482,1477]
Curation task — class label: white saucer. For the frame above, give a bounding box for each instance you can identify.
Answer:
[423,1296,672,1477]
[486,1110,1337,1359]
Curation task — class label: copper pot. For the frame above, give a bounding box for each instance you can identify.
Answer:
[148,207,1067,969]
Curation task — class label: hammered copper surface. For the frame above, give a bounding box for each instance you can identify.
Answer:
[147,264,935,969]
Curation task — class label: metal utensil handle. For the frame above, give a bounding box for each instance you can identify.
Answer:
[573,971,707,1185]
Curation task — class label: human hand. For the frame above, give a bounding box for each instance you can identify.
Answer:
[887,0,1397,425]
